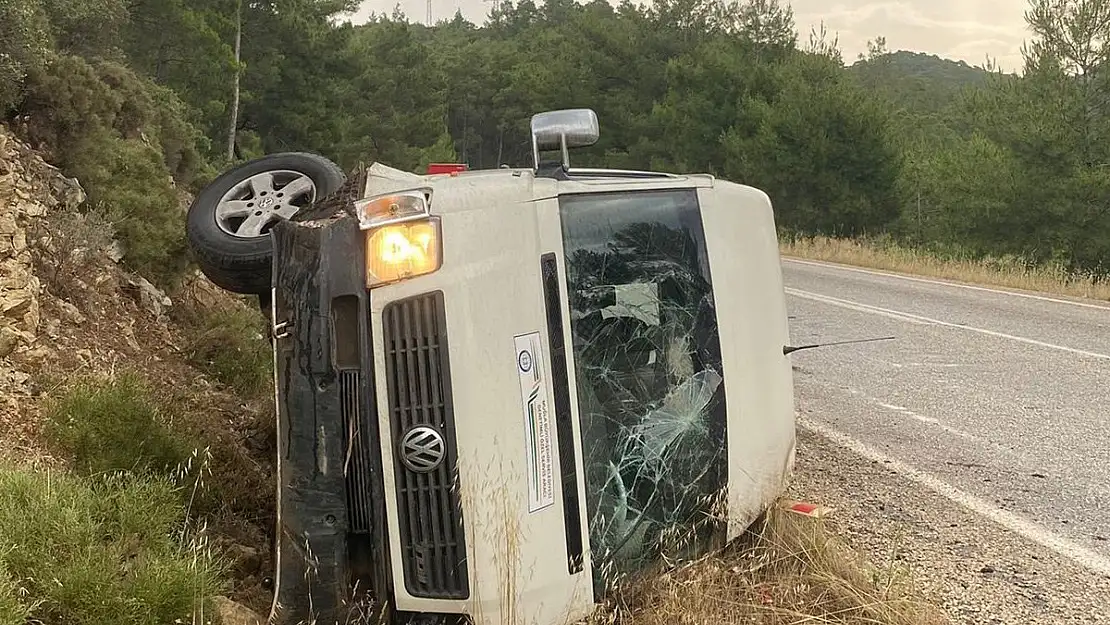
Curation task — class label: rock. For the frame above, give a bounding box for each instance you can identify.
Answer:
[22,346,50,364]
[107,240,124,262]
[1,289,33,319]
[21,199,46,218]
[125,275,172,318]
[51,175,86,211]
[0,213,16,235]
[212,596,263,625]
[0,260,30,289]
[0,326,21,358]
[43,318,60,338]
[120,324,141,352]
[10,229,25,253]
[57,300,84,325]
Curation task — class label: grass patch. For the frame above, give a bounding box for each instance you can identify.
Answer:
[0,466,225,625]
[781,235,1110,301]
[43,372,196,477]
[0,568,34,625]
[184,305,272,398]
[602,505,946,624]
[41,370,267,524]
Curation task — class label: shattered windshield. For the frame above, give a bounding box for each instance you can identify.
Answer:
[558,188,728,596]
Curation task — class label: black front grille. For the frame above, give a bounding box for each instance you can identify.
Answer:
[341,369,375,533]
[382,292,469,599]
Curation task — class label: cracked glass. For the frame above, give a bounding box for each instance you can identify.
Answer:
[558,188,728,596]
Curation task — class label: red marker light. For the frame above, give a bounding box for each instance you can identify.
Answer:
[426,163,469,175]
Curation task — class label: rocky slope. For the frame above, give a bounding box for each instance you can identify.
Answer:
[0,125,88,463]
[0,123,273,623]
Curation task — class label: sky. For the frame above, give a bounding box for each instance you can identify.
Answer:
[348,0,1034,72]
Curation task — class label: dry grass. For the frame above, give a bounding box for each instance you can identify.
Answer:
[781,236,1110,302]
[597,504,947,625]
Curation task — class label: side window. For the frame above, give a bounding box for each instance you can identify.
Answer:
[558,189,728,595]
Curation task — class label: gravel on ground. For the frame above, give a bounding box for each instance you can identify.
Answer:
[788,426,1110,625]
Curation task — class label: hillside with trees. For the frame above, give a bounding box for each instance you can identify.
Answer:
[3,0,1108,282]
[849,46,995,115]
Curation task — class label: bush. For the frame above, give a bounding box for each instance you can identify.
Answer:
[30,204,117,300]
[69,129,191,283]
[0,0,49,114]
[0,467,225,625]
[186,305,273,398]
[43,373,197,477]
[606,505,946,625]
[38,0,129,60]
[17,53,214,285]
[42,363,272,524]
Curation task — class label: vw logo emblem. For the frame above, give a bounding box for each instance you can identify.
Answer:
[400,426,446,473]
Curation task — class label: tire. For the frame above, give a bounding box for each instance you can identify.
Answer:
[186,152,346,295]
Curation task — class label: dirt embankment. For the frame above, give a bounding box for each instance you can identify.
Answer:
[0,124,275,622]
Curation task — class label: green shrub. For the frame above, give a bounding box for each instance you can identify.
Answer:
[44,373,197,477]
[31,202,118,302]
[39,0,129,60]
[71,130,191,283]
[17,53,214,285]
[0,467,225,625]
[42,366,272,523]
[187,306,273,398]
[0,0,49,114]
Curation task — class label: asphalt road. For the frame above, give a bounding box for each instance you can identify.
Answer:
[782,258,1110,572]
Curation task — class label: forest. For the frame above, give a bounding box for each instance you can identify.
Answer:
[2,0,1108,282]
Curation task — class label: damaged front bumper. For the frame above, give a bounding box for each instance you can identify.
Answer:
[268,213,391,624]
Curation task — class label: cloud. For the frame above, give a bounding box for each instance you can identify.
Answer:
[789,0,1030,70]
[350,0,1032,70]
[348,0,481,23]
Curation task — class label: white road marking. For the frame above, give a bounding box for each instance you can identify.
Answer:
[786,287,1110,361]
[785,288,930,326]
[848,387,977,440]
[783,257,1110,311]
[797,416,1110,578]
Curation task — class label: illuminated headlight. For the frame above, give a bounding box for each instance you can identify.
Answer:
[354,189,442,288]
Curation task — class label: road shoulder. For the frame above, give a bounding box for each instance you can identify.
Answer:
[779,253,1110,308]
[788,426,1110,625]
